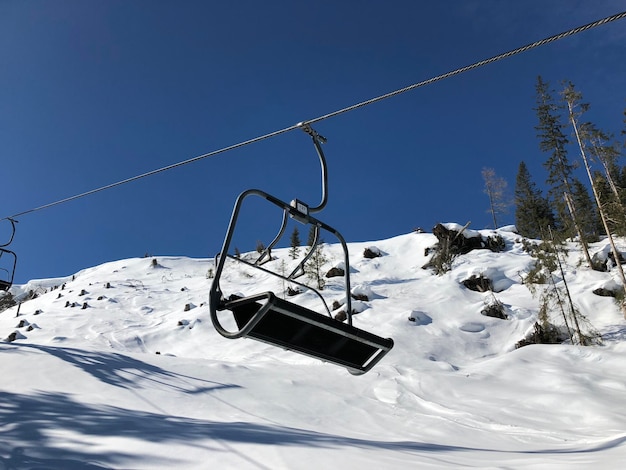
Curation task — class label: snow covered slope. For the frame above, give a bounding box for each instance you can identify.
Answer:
[1,228,625,469]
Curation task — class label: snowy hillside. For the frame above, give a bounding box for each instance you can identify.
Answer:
[1,227,626,469]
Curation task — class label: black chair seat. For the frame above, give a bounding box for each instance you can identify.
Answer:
[223,292,394,375]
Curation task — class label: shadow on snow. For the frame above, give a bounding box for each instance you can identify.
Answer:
[1,343,625,468]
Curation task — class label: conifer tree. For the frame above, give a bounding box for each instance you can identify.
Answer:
[570,178,599,242]
[307,225,317,247]
[535,76,572,232]
[535,76,592,267]
[304,225,327,290]
[521,232,601,346]
[514,161,555,239]
[289,227,301,259]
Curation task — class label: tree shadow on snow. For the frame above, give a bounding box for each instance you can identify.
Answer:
[6,342,233,394]
[1,344,622,468]
[1,388,622,469]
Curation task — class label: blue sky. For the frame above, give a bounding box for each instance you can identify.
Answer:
[2,0,625,284]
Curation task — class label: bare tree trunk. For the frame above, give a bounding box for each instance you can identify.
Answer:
[563,190,594,269]
[567,101,626,318]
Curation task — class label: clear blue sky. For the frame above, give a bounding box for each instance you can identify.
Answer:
[2,0,625,284]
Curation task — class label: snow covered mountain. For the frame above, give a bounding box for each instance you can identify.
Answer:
[1,227,625,469]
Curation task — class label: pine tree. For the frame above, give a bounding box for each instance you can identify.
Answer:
[481,167,509,229]
[535,76,592,267]
[304,226,327,290]
[307,225,317,247]
[289,227,301,259]
[570,178,599,242]
[521,232,601,346]
[514,161,555,239]
[535,76,572,232]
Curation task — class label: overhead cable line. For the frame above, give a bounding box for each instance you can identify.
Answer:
[3,10,626,222]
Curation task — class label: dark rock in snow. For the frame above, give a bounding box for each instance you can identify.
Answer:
[363,247,382,259]
[462,275,493,292]
[593,287,617,297]
[326,267,345,278]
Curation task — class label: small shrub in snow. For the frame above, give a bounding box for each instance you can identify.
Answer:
[0,292,16,313]
[484,234,506,253]
[481,295,507,320]
[515,322,566,348]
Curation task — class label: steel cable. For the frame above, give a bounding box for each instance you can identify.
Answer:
[3,10,625,221]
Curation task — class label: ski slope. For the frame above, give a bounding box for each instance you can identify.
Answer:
[1,227,625,469]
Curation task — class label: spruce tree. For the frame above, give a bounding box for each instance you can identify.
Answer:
[304,225,327,290]
[570,178,599,242]
[535,76,572,232]
[289,227,301,259]
[535,76,592,266]
[514,161,555,239]
[307,225,317,247]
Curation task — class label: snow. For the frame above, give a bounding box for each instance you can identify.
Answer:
[1,229,626,469]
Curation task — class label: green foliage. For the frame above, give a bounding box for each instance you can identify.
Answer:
[304,228,328,290]
[535,76,573,234]
[514,161,555,238]
[425,238,458,276]
[570,178,599,242]
[0,291,16,313]
[307,225,317,247]
[522,236,601,346]
[521,239,558,288]
[289,227,301,260]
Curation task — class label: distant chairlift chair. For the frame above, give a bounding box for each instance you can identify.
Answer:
[0,218,17,292]
[209,124,394,375]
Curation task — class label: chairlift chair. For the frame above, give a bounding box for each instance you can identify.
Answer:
[0,219,17,291]
[209,124,393,375]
